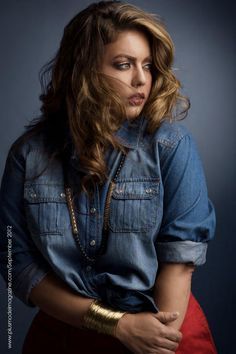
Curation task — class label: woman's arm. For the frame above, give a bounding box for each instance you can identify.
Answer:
[153,263,195,330]
[30,271,183,354]
[29,271,94,328]
[154,131,215,331]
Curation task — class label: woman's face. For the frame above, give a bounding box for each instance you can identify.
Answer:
[100,30,153,120]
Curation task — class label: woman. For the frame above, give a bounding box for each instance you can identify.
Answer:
[0,1,217,353]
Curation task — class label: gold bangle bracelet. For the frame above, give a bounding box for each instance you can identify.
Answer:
[83,300,127,337]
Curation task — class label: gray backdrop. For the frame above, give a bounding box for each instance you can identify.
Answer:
[0,0,235,353]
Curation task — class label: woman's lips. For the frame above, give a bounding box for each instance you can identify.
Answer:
[128,94,145,106]
[128,98,144,106]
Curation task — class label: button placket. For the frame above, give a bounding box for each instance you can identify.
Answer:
[63,151,126,264]
[87,186,100,259]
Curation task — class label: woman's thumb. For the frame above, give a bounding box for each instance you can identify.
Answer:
[155,311,180,324]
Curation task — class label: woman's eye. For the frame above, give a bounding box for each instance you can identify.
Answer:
[113,62,153,71]
[114,62,131,70]
[143,63,153,71]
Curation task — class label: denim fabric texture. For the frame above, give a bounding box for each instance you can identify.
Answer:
[0,116,216,312]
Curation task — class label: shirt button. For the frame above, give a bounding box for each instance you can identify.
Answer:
[116,189,123,194]
[30,193,37,198]
[86,265,92,272]
[90,240,96,246]
[60,192,66,198]
[145,188,153,194]
[90,207,96,214]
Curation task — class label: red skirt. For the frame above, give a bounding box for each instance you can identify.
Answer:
[22,293,217,354]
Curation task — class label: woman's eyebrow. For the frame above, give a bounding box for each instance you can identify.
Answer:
[112,54,153,61]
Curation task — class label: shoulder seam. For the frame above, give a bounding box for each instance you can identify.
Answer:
[157,131,190,149]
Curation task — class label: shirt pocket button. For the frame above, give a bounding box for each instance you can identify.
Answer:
[145,188,153,194]
[90,207,96,214]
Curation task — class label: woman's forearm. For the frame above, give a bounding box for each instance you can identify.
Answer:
[29,264,194,331]
[154,263,195,330]
[29,271,94,328]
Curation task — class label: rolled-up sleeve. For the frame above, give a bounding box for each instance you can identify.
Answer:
[156,131,216,266]
[0,144,51,306]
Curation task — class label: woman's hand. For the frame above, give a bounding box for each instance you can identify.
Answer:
[115,311,182,354]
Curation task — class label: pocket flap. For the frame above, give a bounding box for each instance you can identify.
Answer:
[112,180,159,200]
[24,183,67,203]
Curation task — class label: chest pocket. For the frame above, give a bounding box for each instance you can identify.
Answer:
[24,183,70,236]
[109,179,160,233]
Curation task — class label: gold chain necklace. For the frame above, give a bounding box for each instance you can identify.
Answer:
[63,152,126,264]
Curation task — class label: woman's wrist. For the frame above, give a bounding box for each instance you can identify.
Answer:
[82,299,127,337]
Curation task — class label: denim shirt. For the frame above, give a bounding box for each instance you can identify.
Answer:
[0,116,216,313]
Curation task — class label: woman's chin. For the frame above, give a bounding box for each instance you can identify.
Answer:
[125,105,143,120]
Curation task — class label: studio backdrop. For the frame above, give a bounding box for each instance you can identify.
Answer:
[0,1,235,353]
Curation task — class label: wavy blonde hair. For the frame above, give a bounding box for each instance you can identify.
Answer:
[23,1,189,194]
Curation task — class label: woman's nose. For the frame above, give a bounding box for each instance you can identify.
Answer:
[131,66,146,87]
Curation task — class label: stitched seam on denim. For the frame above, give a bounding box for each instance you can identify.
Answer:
[157,131,188,149]
[38,231,64,236]
[25,182,64,186]
[136,116,146,148]
[114,177,160,183]
[157,240,207,246]
[24,198,67,203]
[157,133,190,167]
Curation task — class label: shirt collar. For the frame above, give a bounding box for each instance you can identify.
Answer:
[114,115,147,149]
[70,115,147,162]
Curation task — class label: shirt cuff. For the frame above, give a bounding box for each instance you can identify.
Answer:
[156,240,208,266]
[13,262,51,307]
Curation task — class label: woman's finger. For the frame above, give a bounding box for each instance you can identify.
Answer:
[163,327,182,343]
[156,337,180,351]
